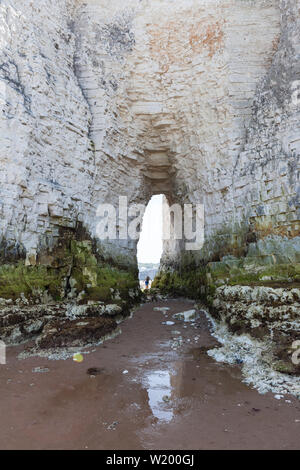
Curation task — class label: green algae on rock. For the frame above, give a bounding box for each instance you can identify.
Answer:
[0,227,140,348]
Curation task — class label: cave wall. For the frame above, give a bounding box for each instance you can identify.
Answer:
[70,0,299,275]
[0,0,140,314]
[72,0,285,259]
[0,0,299,313]
[231,0,300,264]
[0,0,95,262]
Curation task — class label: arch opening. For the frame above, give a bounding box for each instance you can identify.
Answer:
[137,194,164,289]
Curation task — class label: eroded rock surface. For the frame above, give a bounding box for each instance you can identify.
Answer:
[37,317,117,349]
[212,285,300,375]
[0,301,125,348]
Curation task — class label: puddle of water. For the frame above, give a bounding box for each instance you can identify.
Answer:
[145,370,174,423]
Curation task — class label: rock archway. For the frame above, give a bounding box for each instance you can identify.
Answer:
[0,0,299,374]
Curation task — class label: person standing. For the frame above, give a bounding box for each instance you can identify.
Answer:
[145,276,151,290]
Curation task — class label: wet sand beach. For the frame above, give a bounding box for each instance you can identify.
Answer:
[0,300,299,450]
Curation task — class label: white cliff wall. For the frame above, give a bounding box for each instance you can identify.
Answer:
[0,0,298,270]
[1,0,299,374]
[72,0,286,262]
[0,0,94,263]
[232,0,300,265]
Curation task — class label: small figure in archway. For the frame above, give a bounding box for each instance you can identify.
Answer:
[145,276,151,290]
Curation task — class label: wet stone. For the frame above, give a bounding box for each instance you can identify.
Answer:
[37,317,118,349]
[87,367,105,376]
[32,367,49,373]
[173,310,197,322]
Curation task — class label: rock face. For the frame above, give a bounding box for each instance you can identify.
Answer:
[1,0,298,261]
[37,317,118,349]
[212,285,300,374]
[0,1,299,357]
[0,300,124,347]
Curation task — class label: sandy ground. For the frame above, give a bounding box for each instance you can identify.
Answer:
[0,299,299,450]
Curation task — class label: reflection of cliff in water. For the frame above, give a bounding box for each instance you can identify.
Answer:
[142,352,248,423]
[145,370,174,422]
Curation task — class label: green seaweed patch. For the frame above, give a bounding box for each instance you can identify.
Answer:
[61,240,139,303]
[0,263,66,301]
[272,360,298,376]
[227,263,300,287]
[206,256,300,288]
[0,237,140,305]
[82,266,139,304]
[152,266,208,301]
[153,259,300,307]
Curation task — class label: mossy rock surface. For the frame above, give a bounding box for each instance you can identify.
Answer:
[0,264,67,301]
[210,261,300,288]
[273,360,299,376]
[152,266,208,301]
[0,237,140,305]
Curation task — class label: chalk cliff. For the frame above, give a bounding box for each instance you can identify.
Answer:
[0,0,299,373]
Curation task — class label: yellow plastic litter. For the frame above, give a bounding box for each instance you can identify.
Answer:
[73,353,84,363]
